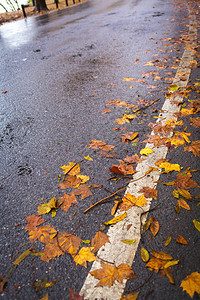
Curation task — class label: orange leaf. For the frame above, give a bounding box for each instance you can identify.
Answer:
[180,272,200,298]
[177,199,190,210]
[101,109,111,114]
[190,117,200,128]
[120,292,139,300]
[119,193,147,211]
[74,247,97,268]
[69,289,84,300]
[86,140,106,150]
[149,216,159,236]
[29,225,57,244]
[176,235,188,245]
[91,231,110,253]
[59,193,78,213]
[25,215,46,231]
[146,257,168,270]
[60,162,80,175]
[184,140,200,156]
[151,250,173,260]
[73,185,92,200]
[123,154,142,164]
[58,175,82,189]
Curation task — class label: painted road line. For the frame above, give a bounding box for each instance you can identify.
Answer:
[80,5,197,300]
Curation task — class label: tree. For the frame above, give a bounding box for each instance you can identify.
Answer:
[35,0,48,11]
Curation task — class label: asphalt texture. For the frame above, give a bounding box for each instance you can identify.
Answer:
[0,0,200,299]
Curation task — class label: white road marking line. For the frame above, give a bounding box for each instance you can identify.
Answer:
[80,6,197,300]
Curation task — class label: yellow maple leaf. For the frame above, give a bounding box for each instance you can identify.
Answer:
[83,155,93,161]
[38,197,57,216]
[114,118,130,125]
[74,247,97,268]
[60,162,80,175]
[76,174,90,184]
[165,118,183,126]
[140,147,154,156]
[180,272,200,298]
[159,162,180,173]
[119,193,147,211]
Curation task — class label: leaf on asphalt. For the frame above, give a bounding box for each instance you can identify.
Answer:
[165,173,199,190]
[58,193,78,213]
[164,260,179,269]
[177,188,192,200]
[140,147,154,156]
[73,185,93,200]
[159,162,180,173]
[164,268,175,285]
[190,117,200,128]
[146,257,168,271]
[13,248,33,265]
[101,109,112,114]
[74,247,97,268]
[165,236,172,247]
[139,187,158,199]
[91,231,110,253]
[110,163,135,175]
[119,193,147,211]
[143,220,151,233]
[123,154,142,164]
[83,155,93,161]
[60,162,80,176]
[121,239,135,245]
[120,291,139,300]
[184,140,200,156]
[90,262,135,287]
[176,235,188,245]
[149,216,159,237]
[177,199,190,210]
[38,197,58,216]
[121,132,138,143]
[166,131,191,147]
[107,99,129,107]
[151,251,173,261]
[41,232,81,262]
[193,219,200,232]
[180,272,200,298]
[40,293,48,300]
[104,212,127,225]
[33,277,56,292]
[58,175,82,189]
[123,78,135,82]
[69,288,84,300]
[86,140,107,149]
[141,247,149,262]
[164,119,183,127]
[29,225,57,244]
[25,215,46,231]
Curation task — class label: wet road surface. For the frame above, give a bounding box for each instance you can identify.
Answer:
[0,0,200,299]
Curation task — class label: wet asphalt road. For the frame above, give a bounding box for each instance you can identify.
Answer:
[0,0,200,299]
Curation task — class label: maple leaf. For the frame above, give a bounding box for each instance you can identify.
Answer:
[173,173,199,189]
[29,225,57,244]
[91,231,110,253]
[58,193,78,213]
[38,197,58,216]
[190,117,200,128]
[99,144,115,151]
[119,193,147,211]
[166,131,191,147]
[149,216,159,236]
[184,140,200,156]
[114,117,130,125]
[74,247,97,268]
[159,162,180,173]
[140,147,154,156]
[60,162,80,176]
[146,257,168,271]
[86,140,106,150]
[90,262,135,287]
[83,155,93,161]
[139,187,158,199]
[180,272,200,298]
[142,134,167,147]
[58,175,82,189]
[69,289,84,300]
[123,154,142,164]
[76,174,90,184]
[25,215,46,231]
[164,118,183,127]
[121,132,138,143]
[73,185,92,200]
[110,163,135,175]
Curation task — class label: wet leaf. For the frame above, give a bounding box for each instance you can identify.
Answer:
[123,154,142,164]
[184,140,200,156]
[83,155,93,161]
[143,220,151,232]
[90,262,135,287]
[25,215,46,231]
[139,187,158,199]
[29,225,57,244]
[164,268,175,285]
[59,194,78,213]
[13,248,33,265]
[120,291,139,300]
[164,260,179,269]
[151,251,173,261]
[58,176,82,189]
[140,147,154,156]
[69,288,84,300]
[159,162,180,173]
[104,212,127,225]
[165,236,171,247]
[122,132,138,143]
[172,189,179,199]
[40,294,48,300]
[60,162,80,176]
[176,235,188,245]
[177,188,192,200]
[91,231,110,253]
[178,199,190,210]
[193,219,200,232]
[141,247,149,262]
[180,272,200,298]
[86,140,106,150]
[121,239,135,245]
[74,247,97,268]
[119,193,147,211]
[38,197,58,216]
[149,216,159,236]
[73,185,92,200]
[146,257,168,270]
[101,109,112,114]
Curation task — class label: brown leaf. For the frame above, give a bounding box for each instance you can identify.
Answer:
[164,268,175,284]
[151,250,173,260]
[73,185,92,200]
[91,231,110,253]
[139,187,158,199]
[58,175,82,189]
[25,215,46,231]
[177,199,190,210]
[146,257,168,271]
[190,117,200,128]
[110,163,135,175]
[86,140,106,150]
[123,154,142,164]
[176,235,188,245]
[170,173,199,189]
[69,288,84,300]
[120,292,139,300]
[0,275,8,293]
[29,225,57,244]
[59,193,78,213]
[119,193,147,211]
[149,216,159,236]
[184,140,200,156]
[121,132,138,143]
[99,144,115,151]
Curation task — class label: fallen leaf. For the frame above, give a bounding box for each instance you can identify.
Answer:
[146,257,168,270]
[91,231,110,253]
[60,162,80,176]
[140,147,154,156]
[13,248,33,265]
[190,117,200,128]
[122,132,138,143]
[101,109,112,114]
[165,236,171,247]
[151,250,173,261]
[141,247,149,262]
[123,78,135,82]
[123,154,142,164]
[177,188,192,200]
[193,219,200,232]
[29,225,57,244]
[105,212,127,225]
[184,140,200,156]
[69,288,84,300]
[38,197,58,216]
[121,239,135,245]
[120,292,139,300]
[59,194,78,213]
[180,272,200,298]
[164,260,179,269]
[119,193,147,211]
[73,185,92,200]
[58,176,82,189]
[164,268,175,285]
[149,216,159,236]
[25,215,46,231]
[176,235,188,245]
[110,163,135,175]
[86,140,106,150]
[177,199,190,210]
[139,187,158,199]
[83,155,93,161]
[33,278,56,292]
[40,293,48,300]
[74,247,97,268]
[159,162,180,173]
[76,175,90,184]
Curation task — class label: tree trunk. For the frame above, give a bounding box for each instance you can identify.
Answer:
[35,0,48,11]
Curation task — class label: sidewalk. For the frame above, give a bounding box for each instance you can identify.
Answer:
[0,0,86,24]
